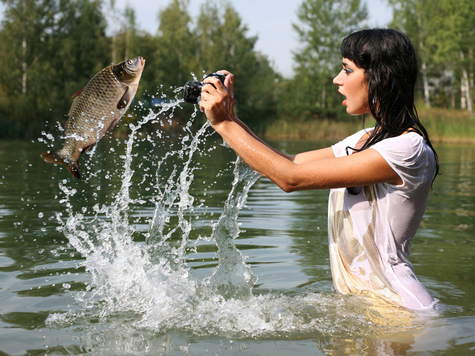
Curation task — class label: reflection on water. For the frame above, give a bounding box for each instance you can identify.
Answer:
[0,105,474,354]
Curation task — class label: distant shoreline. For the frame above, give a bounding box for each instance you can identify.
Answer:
[259,108,475,144]
[1,108,473,144]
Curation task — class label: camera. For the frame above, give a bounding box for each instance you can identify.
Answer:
[183,72,226,104]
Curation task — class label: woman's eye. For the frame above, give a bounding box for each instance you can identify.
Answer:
[344,68,352,74]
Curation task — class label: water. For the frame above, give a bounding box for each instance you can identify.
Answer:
[0,103,474,355]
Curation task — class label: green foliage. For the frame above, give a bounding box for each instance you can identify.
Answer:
[0,0,277,138]
[388,0,475,113]
[0,0,57,137]
[0,0,473,140]
[417,106,475,143]
[0,0,110,138]
[154,0,197,88]
[194,0,277,123]
[258,117,362,141]
[276,0,368,122]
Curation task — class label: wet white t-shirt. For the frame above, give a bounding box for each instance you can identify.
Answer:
[329,128,436,309]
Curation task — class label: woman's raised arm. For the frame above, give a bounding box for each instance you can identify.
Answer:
[199,72,401,192]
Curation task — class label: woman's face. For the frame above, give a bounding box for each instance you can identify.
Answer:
[333,58,370,116]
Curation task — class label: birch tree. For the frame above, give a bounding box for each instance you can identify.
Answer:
[291,0,367,112]
[0,0,57,136]
[0,0,56,96]
[389,0,475,114]
[154,0,196,88]
[195,0,277,121]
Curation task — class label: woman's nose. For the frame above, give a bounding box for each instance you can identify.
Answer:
[333,71,343,86]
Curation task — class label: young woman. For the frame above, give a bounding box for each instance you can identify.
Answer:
[199,29,439,310]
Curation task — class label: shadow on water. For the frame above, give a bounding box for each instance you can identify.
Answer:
[0,99,474,355]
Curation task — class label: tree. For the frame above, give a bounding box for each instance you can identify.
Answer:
[46,0,109,132]
[105,0,140,62]
[110,4,157,120]
[122,4,136,61]
[56,0,109,84]
[0,0,57,137]
[294,0,368,111]
[153,0,197,89]
[290,0,368,117]
[0,0,110,138]
[431,0,474,115]
[108,0,119,64]
[195,0,278,123]
[0,0,280,137]
[389,0,475,114]
[388,0,441,108]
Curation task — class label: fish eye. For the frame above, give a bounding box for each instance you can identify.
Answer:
[127,59,133,65]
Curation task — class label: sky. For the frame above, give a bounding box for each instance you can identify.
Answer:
[0,0,393,77]
[113,0,393,77]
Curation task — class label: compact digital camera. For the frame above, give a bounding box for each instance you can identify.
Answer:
[183,73,226,104]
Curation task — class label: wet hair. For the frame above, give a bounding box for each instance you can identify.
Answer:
[341,28,440,185]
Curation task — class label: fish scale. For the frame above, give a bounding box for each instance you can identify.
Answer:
[41,57,145,179]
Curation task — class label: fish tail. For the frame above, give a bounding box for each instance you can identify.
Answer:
[41,150,81,179]
[66,161,81,180]
[41,149,65,165]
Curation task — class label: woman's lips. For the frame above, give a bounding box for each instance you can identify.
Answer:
[342,99,347,106]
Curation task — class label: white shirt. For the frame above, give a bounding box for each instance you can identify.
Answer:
[328,128,436,309]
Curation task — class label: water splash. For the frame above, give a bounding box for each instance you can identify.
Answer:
[201,158,260,299]
[46,97,428,340]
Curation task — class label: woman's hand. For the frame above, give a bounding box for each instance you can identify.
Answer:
[199,70,235,127]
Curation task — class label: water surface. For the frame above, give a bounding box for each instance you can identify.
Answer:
[0,111,474,355]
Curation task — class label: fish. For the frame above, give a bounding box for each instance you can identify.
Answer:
[41,56,145,179]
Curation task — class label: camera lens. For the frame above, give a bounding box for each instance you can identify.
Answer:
[183,81,204,104]
[183,73,226,104]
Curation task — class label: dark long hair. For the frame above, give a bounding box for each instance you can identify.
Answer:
[341,29,440,183]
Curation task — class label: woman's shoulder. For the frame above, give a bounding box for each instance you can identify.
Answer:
[373,132,427,155]
[372,132,435,174]
[332,128,373,157]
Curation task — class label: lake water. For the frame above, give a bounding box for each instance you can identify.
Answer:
[0,109,474,355]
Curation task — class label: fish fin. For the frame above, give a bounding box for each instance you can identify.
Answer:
[72,88,84,98]
[66,161,81,179]
[117,86,131,110]
[82,144,93,153]
[41,150,65,165]
[63,118,70,135]
[106,118,121,132]
[41,150,81,179]
[67,95,80,118]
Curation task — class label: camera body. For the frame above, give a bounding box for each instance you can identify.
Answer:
[183,73,226,104]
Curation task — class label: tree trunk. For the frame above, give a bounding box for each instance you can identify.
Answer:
[124,27,129,60]
[110,0,117,64]
[321,86,326,108]
[417,16,430,107]
[460,51,473,117]
[421,60,430,108]
[22,37,27,95]
[462,69,473,117]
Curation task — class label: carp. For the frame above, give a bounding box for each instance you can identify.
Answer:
[41,56,145,179]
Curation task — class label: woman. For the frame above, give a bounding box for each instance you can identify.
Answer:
[199,29,439,310]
